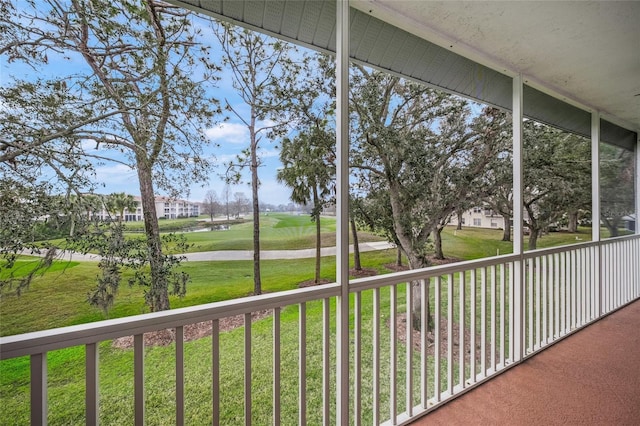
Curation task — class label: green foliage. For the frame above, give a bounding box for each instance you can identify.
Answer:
[350,67,502,267]
[599,143,635,237]
[522,121,591,249]
[1,0,224,310]
[67,223,192,316]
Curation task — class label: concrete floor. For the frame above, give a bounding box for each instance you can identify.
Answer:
[411,299,640,425]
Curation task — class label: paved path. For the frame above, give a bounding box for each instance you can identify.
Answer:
[25,241,395,262]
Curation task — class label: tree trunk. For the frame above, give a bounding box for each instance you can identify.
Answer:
[388,182,431,331]
[528,227,539,250]
[137,158,170,312]
[567,210,579,233]
[456,210,463,230]
[502,214,511,241]
[433,226,445,260]
[396,246,402,267]
[602,217,620,237]
[69,215,75,237]
[313,186,321,284]
[350,217,361,271]
[250,132,262,295]
[407,254,430,332]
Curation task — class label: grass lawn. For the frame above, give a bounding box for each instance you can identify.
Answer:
[0,224,601,424]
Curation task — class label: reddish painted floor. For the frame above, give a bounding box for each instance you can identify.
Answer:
[411,299,640,425]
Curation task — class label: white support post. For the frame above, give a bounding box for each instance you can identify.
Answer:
[636,134,640,236]
[335,1,350,424]
[512,74,524,362]
[591,112,602,316]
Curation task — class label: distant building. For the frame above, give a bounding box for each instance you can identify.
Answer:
[622,214,636,232]
[91,195,199,222]
[156,196,200,219]
[448,206,507,229]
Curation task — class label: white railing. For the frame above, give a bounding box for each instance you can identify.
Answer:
[1,235,639,425]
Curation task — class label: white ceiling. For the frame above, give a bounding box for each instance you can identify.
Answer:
[354,1,640,133]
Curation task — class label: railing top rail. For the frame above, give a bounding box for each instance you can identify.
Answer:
[599,233,640,245]
[522,240,599,259]
[349,252,520,292]
[0,283,340,360]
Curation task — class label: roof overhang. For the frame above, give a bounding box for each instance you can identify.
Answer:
[173,0,639,149]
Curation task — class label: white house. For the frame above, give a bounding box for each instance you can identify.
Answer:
[448,206,507,229]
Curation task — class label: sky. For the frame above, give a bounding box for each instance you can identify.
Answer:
[1,1,304,207]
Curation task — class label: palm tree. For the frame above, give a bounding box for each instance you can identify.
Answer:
[106,192,138,224]
[278,124,335,284]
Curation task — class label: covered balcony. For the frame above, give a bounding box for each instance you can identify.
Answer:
[1,1,639,425]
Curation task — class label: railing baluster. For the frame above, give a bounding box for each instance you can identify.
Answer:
[552,253,558,338]
[624,242,628,303]
[134,334,144,426]
[434,276,441,403]
[273,308,281,426]
[632,241,640,298]
[406,282,413,417]
[459,272,466,388]
[592,246,597,319]
[176,326,184,426]
[480,268,487,378]
[576,249,580,324]
[421,279,428,408]
[624,241,628,302]
[353,293,361,426]
[490,266,496,372]
[244,313,252,426]
[298,303,306,426]
[543,256,548,343]
[86,343,99,426]
[571,250,577,330]
[373,288,381,424]
[390,285,398,423]
[528,260,533,353]
[614,243,619,308]
[31,352,47,426]
[448,273,454,395]
[499,264,505,367]
[508,262,514,362]
[603,246,607,311]
[535,257,541,349]
[212,319,220,426]
[323,298,331,426]
[470,269,477,383]
[581,248,586,324]
[556,252,562,336]
[562,251,567,332]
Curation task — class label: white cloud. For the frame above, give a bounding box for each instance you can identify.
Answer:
[204,122,248,144]
[81,138,98,152]
[258,178,292,206]
[93,164,138,188]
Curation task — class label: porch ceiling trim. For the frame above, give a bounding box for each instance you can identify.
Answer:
[175,0,637,150]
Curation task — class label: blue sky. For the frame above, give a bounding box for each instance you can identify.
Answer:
[1,2,301,207]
